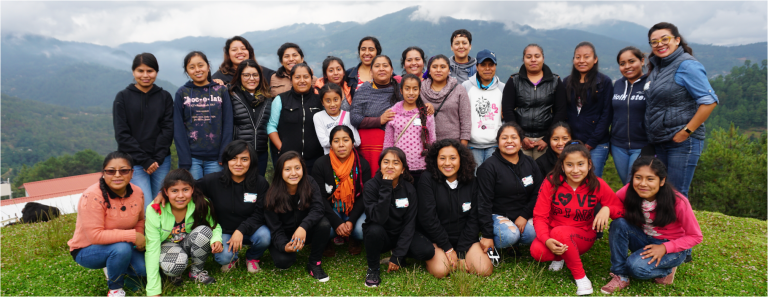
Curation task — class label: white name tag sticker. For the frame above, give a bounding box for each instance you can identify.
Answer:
[644,80,651,91]
[244,193,257,203]
[413,118,422,126]
[522,175,534,187]
[325,183,334,194]
[395,198,409,208]
[462,202,471,212]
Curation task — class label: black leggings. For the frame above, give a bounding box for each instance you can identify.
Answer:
[269,217,331,269]
[363,223,434,269]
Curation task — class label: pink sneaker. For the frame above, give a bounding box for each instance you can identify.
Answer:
[333,236,346,245]
[220,258,238,272]
[246,259,262,273]
[600,273,630,294]
[654,267,677,285]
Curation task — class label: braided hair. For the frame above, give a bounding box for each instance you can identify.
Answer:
[99,151,134,209]
[401,73,430,156]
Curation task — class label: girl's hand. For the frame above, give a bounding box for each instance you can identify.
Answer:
[640,244,667,267]
[387,262,400,272]
[424,102,435,115]
[135,233,146,251]
[227,230,244,253]
[445,249,458,270]
[152,193,165,208]
[291,227,307,251]
[380,109,395,125]
[545,238,568,255]
[336,222,353,238]
[145,162,159,174]
[213,78,226,86]
[211,241,223,254]
[514,216,528,234]
[382,172,396,181]
[673,129,690,143]
[593,206,611,232]
[479,238,494,252]
[534,139,548,151]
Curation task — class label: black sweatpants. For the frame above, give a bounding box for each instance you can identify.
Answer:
[269,217,331,269]
[363,223,434,269]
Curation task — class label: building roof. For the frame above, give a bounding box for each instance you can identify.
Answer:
[19,172,101,198]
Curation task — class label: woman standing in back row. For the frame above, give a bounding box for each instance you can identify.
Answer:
[114,53,174,205]
[213,36,275,85]
[643,22,718,198]
[611,47,649,185]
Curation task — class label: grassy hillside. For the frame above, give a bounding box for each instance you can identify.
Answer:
[1,211,764,295]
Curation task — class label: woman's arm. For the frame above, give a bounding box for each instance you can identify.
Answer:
[586,78,614,148]
[416,176,453,252]
[391,185,418,266]
[313,113,331,151]
[267,96,283,151]
[533,179,555,243]
[219,89,234,159]
[501,76,518,122]
[457,85,472,142]
[173,91,192,170]
[475,166,496,237]
[662,197,703,253]
[144,206,164,297]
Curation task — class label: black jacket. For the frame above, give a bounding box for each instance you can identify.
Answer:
[197,171,270,235]
[363,173,418,265]
[502,64,567,138]
[276,89,324,160]
[345,64,361,100]
[417,171,479,254]
[264,176,326,250]
[311,153,372,229]
[564,72,614,148]
[213,66,276,86]
[113,84,174,169]
[230,86,272,154]
[476,149,543,236]
[535,148,558,179]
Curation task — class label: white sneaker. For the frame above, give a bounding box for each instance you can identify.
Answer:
[107,288,126,297]
[575,276,594,295]
[103,267,109,279]
[549,260,565,271]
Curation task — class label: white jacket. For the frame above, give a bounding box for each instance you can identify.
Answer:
[462,74,505,149]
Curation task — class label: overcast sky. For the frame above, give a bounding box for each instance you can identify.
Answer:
[2,1,766,47]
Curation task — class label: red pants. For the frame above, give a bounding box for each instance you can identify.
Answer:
[530,226,597,279]
[359,128,385,178]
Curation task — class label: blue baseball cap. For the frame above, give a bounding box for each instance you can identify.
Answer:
[476,49,497,64]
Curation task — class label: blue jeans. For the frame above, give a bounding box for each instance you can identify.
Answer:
[74,243,146,290]
[256,152,269,176]
[131,156,171,208]
[492,214,536,248]
[590,142,610,177]
[654,137,703,198]
[329,211,365,241]
[611,146,642,185]
[609,218,690,279]
[214,226,271,265]
[471,146,496,169]
[189,158,223,180]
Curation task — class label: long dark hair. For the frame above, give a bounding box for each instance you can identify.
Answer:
[219,140,261,189]
[322,56,346,85]
[276,42,304,78]
[647,22,693,73]
[132,53,158,72]
[161,169,218,230]
[183,51,212,83]
[623,156,678,228]
[545,121,572,144]
[616,46,645,64]
[565,42,599,104]
[426,54,450,81]
[264,151,313,213]
[328,126,365,200]
[546,140,600,201]
[358,36,382,59]
[99,151,134,209]
[377,147,414,184]
[400,46,425,74]
[230,59,270,93]
[401,73,430,156]
[372,55,402,105]
[219,36,255,76]
[425,138,476,184]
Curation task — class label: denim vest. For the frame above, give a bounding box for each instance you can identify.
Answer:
[644,47,705,143]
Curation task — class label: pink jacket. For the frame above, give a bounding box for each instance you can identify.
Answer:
[617,184,703,253]
[68,183,145,251]
[383,101,436,171]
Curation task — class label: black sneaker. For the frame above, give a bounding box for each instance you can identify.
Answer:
[685,253,693,263]
[189,270,216,285]
[365,268,381,287]
[307,261,330,282]
[507,245,521,257]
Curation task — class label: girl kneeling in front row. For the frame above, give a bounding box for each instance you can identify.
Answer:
[600,156,702,294]
[419,139,492,278]
[145,169,223,296]
[264,151,332,282]
[363,147,435,287]
[530,140,624,295]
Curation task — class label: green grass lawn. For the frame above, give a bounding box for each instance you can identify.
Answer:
[2,208,765,296]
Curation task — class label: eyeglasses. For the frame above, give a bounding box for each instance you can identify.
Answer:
[104,169,133,176]
[649,36,674,47]
[241,73,259,80]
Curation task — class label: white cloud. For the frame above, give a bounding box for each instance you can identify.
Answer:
[1,1,765,47]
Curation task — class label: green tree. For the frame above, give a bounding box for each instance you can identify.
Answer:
[12,150,103,197]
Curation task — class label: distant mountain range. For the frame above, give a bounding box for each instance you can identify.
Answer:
[2,6,766,109]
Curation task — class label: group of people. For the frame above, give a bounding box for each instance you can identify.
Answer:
[69,21,712,296]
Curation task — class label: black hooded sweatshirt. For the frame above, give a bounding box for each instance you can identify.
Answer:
[363,173,418,265]
[197,171,271,235]
[113,84,174,169]
[417,171,479,256]
[264,176,326,250]
[476,149,543,236]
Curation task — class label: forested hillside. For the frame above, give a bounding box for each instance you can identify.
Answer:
[706,60,767,136]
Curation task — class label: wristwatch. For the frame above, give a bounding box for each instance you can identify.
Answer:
[684,126,693,134]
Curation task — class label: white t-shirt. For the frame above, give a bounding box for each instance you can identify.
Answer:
[312,110,361,154]
[462,75,505,149]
